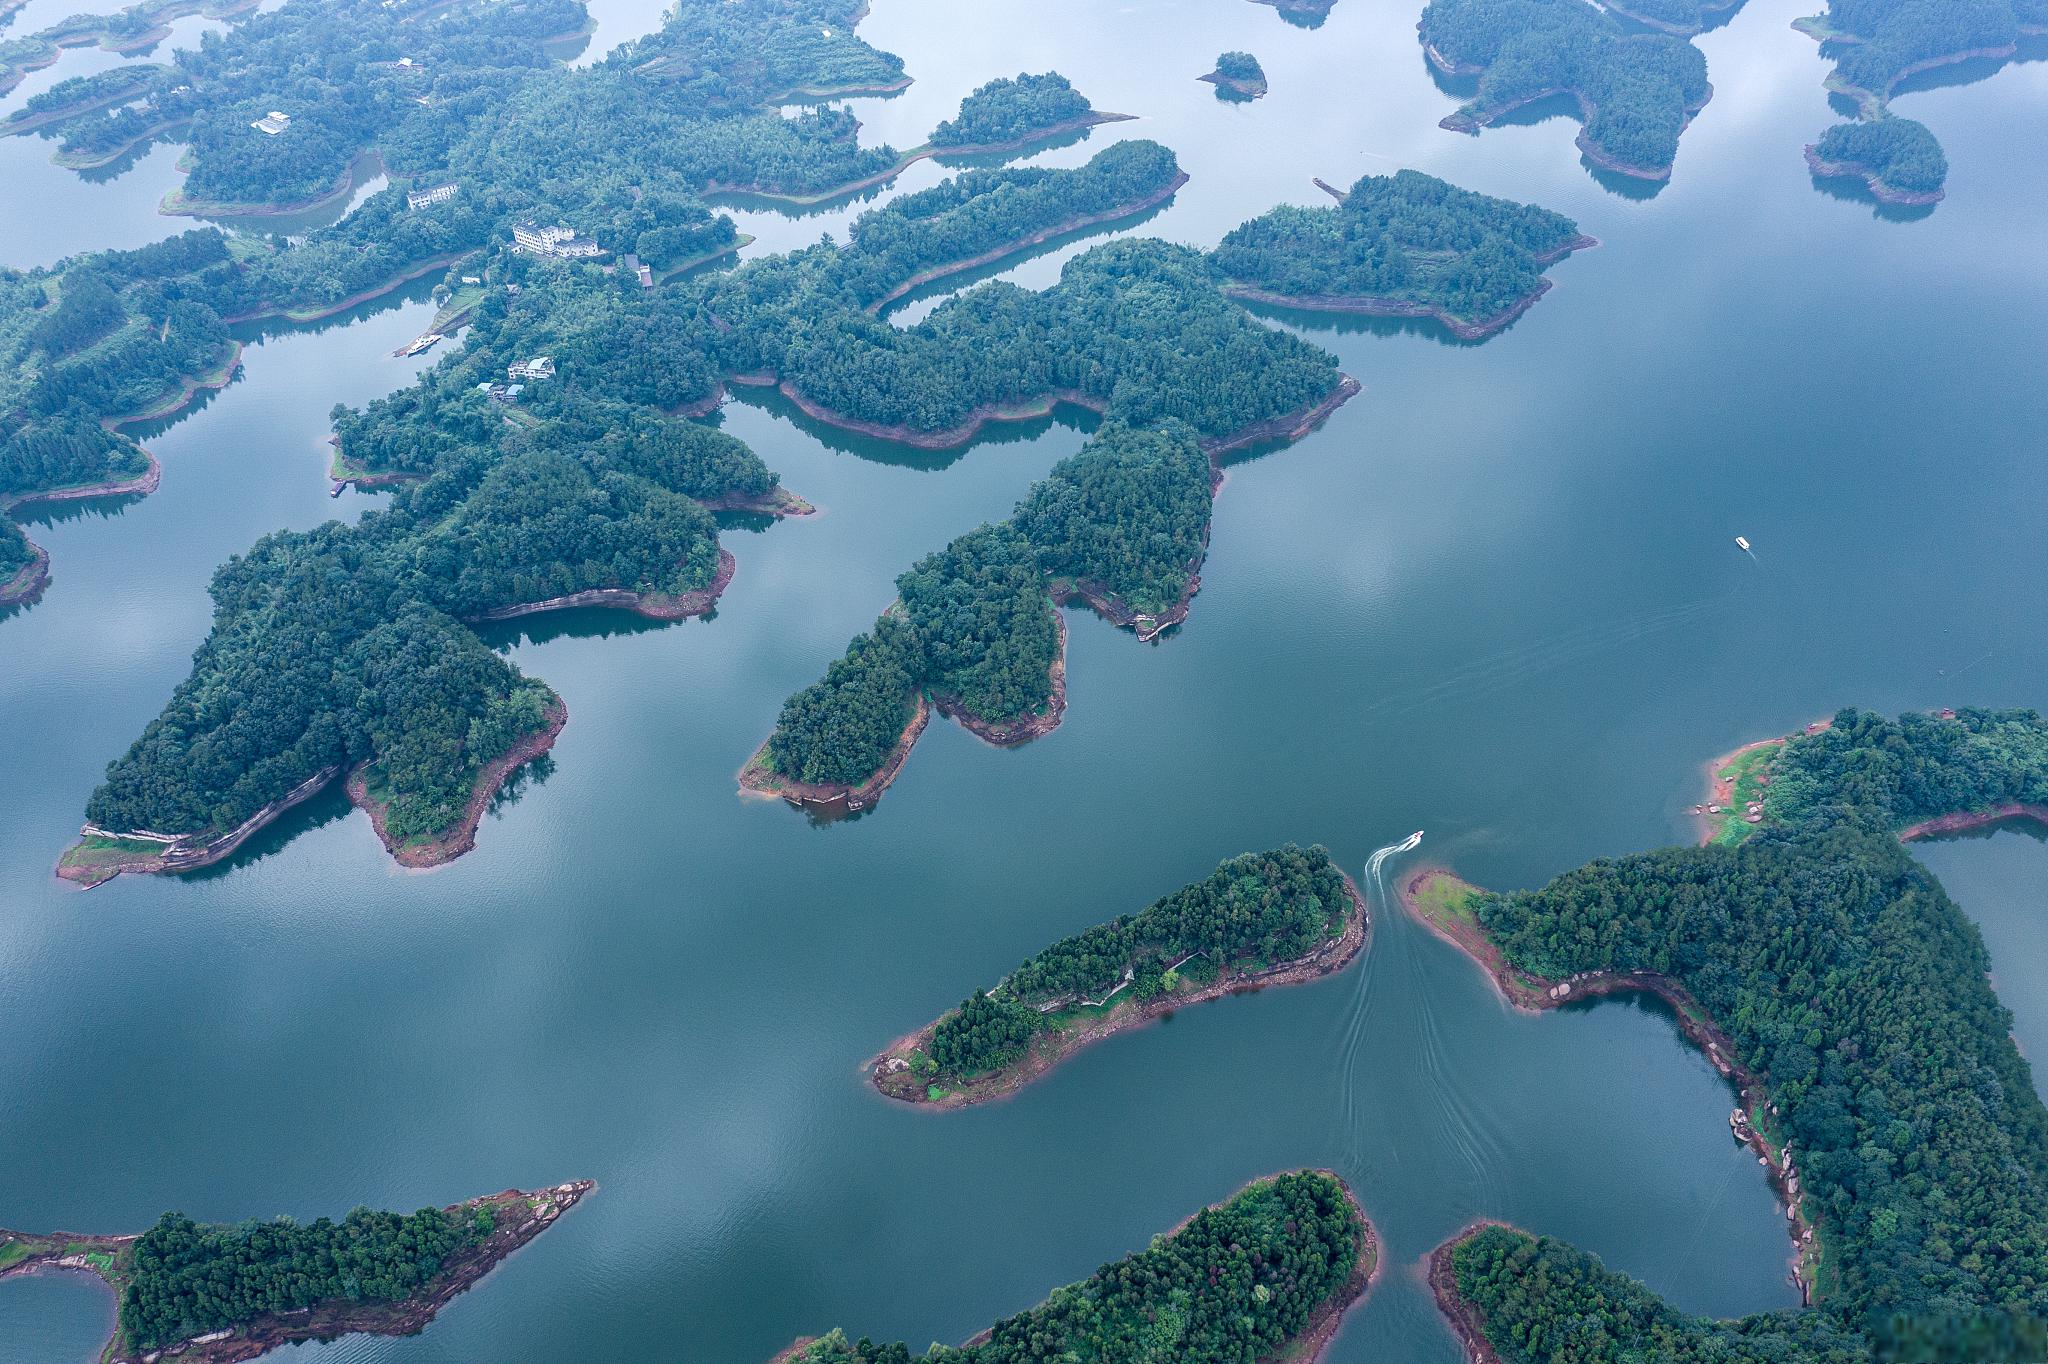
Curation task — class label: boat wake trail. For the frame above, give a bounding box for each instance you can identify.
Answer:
[1334,832,1422,1168]
[1356,593,1735,721]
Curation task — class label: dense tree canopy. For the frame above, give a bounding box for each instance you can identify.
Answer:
[1765,707,2048,829]
[1214,168,1583,325]
[928,71,1095,148]
[793,1171,1362,1364]
[761,422,1214,785]
[1813,117,1949,197]
[927,844,1350,1076]
[1419,0,1711,174]
[119,1204,486,1350]
[1450,708,2048,1360]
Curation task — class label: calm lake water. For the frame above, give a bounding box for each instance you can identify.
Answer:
[2,0,2045,1359]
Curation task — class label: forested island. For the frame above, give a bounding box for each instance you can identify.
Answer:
[1794,0,2047,205]
[1418,0,1713,179]
[769,1171,1374,1364]
[741,421,1229,810]
[1805,117,1948,205]
[1201,51,1268,99]
[0,1182,590,1363]
[1410,706,2048,1360]
[870,845,1363,1105]
[1214,169,1594,338]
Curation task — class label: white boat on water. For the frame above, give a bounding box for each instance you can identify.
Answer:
[1735,536,1751,551]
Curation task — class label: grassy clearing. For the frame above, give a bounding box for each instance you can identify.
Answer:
[1709,740,1782,846]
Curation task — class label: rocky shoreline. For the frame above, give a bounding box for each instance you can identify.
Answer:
[1426,1221,1515,1364]
[0,540,51,607]
[738,694,933,813]
[347,697,568,869]
[1802,144,1944,206]
[466,548,736,623]
[0,1182,591,1364]
[1424,37,1707,181]
[1398,868,1822,1303]
[871,872,1369,1108]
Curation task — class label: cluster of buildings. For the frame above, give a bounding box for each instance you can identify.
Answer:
[406,183,458,211]
[476,357,555,404]
[512,221,606,261]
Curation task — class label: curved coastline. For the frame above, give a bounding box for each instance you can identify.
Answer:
[0,540,51,607]
[1223,260,1588,341]
[933,612,1067,747]
[464,546,736,623]
[0,1181,591,1364]
[870,871,1369,1108]
[863,169,1190,314]
[706,111,1137,208]
[738,693,932,812]
[1424,38,1707,181]
[1427,1221,1519,1364]
[762,372,1359,455]
[765,1171,1376,1364]
[348,697,567,868]
[1399,866,1821,1301]
[1802,143,1945,205]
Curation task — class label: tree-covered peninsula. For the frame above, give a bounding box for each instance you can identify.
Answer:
[1413,707,2048,1361]
[870,845,1362,1106]
[0,1183,590,1364]
[742,421,1229,809]
[1794,0,2046,205]
[771,1171,1373,1364]
[1418,0,1713,179]
[1214,169,1593,338]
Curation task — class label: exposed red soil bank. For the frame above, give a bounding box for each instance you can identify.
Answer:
[0,541,51,607]
[739,695,932,813]
[0,1182,591,1364]
[50,544,733,885]
[348,699,568,868]
[871,873,1369,1108]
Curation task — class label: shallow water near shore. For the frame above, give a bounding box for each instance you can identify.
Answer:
[3,0,2047,1359]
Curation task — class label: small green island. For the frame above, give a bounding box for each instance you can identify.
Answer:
[1418,0,1713,180]
[0,1182,590,1364]
[1215,169,1595,339]
[1805,115,1949,206]
[769,1170,1374,1364]
[1201,51,1268,100]
[870,845,1363,1106]
[1406,706,2048,1357]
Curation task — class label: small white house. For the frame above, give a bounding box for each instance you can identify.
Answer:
[250,111,291,135]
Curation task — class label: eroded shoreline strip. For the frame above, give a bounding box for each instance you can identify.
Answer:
[869,871,1369,1108]
[0,1182,591,1364]
[1399,865,1821,1303]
